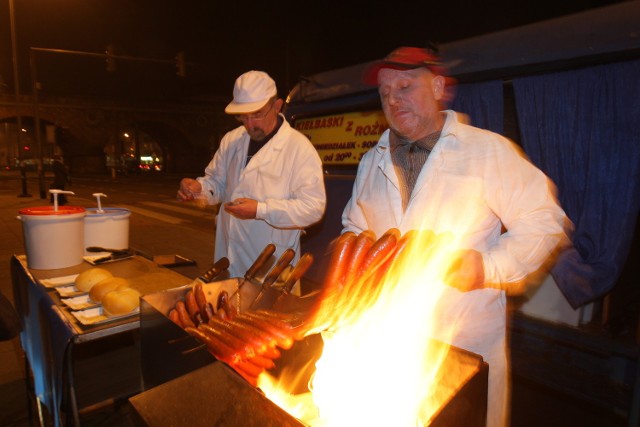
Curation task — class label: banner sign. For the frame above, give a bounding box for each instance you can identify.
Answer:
[294,110,388,166]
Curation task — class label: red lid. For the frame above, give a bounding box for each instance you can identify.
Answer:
[18,206,86,216]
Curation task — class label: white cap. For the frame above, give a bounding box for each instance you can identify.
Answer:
[225,70,277,114]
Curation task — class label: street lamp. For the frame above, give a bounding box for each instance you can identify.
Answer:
[29,49,47,199]
[9,0,30,197]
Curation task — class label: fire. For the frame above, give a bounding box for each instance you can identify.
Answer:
[260,230,469,426]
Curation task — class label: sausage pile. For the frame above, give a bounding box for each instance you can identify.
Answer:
[307,228,446,333]
[166,229,450,385]
[168,282,301,386]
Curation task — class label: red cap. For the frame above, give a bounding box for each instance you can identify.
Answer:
[362,47,446,86]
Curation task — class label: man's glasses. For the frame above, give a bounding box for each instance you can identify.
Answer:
[235,102,275,123]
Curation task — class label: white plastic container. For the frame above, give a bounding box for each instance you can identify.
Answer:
[83,208,131,253]
[18,206,86,270]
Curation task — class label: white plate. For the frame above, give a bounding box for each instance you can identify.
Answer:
[70,306,139,326]
[56,285,86,298]
[40,274,79,288]
[61,294,99,311]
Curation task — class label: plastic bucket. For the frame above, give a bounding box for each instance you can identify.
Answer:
[18,206,86,270]
[84,208,131,253]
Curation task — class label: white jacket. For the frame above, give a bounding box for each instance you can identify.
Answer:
[342,110,567,427]
[198,116,326,278]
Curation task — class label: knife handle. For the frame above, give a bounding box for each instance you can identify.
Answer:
[245,244,276,281]
[261,248,296,289]
[281,253,314,294]
[86,246,129,255]
[199,257,230,283]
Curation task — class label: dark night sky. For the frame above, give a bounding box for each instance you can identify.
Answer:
[0,0,628,102]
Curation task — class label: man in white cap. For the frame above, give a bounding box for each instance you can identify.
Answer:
[178,70,326,278]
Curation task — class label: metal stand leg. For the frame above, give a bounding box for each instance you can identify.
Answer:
[24,357,44,427]
[35,397,45,427]
[628,353,640,426]
[66,344,81,427]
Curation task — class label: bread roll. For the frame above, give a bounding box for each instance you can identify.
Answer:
[75,268,113,292]
[89,277,129,302]
[102,288,141,316]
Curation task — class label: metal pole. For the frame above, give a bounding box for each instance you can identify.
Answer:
[29,49,46,199]
[9,0,30,197]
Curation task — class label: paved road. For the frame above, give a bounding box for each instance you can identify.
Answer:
[1,171,218,279]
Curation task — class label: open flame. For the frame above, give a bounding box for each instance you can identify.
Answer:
[259,230,470,426]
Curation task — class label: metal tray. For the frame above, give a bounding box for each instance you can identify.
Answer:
[56,284,87,298]
[60,294,100,311]
[70,306,139,325]
[40,274,79,288]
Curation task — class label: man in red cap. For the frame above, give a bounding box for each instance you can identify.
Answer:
[342,47,569,427]
[178,70,326,280]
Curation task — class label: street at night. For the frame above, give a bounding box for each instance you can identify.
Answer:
[0,1,639,426]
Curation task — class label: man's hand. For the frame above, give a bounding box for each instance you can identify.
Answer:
[224,198,258,219]
[177,178,202,201]
[444,249,485,292]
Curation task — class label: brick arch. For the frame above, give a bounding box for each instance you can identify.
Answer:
[0,94,228,175]
[132,120,209,173]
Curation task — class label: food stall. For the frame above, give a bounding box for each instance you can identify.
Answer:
[11,194,490,426]
[10,254,195,426]
[10,192,204,425]
[125,229,490,426]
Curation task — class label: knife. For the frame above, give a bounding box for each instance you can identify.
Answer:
[280,253,314,295]
[229,243,276,299]
[197,257,230,284]
[250,248,296,309]
[92,251,134,264]
[86,246,131,256]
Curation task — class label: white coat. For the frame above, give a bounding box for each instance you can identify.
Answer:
[342,110,568,427]
[198,116,326,278]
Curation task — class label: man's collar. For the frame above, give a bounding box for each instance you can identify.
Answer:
[389,129,441,152]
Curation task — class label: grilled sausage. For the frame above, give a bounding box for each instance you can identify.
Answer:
[231,361,261,386]
[208,317,270,354]
[327,229,401,330]
[342,229,376,290]
[194,282,208,314]
[184,326,240,364]
[175,301,195,328]
[216,291,229,312]
[357,228,401,279]
[226,319,278,349]
[234,313,294,350]
[198,323,256,360]
[203,302,215,324]
[217,307,229,321]
[168,309,183,328]
[216,290,236,319]
[247,354,275,370]
[259,345,281,360]
[243,310,295,331]
[377,229,418,280]
[254,309,297,323]
[233,359,263,378]
[185,290,200,322]
[321,232,357,297]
